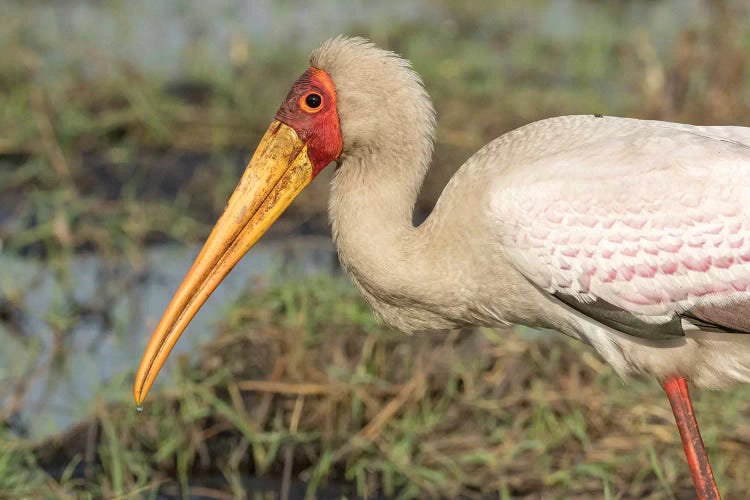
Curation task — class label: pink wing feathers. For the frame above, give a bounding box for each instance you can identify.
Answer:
[492,124,750,330]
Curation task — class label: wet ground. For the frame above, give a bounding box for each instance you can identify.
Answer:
[4,1,750,497]
[0,236,337,440]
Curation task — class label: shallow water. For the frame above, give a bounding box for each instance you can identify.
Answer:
[0,236,336,439]
[0,0,723,442]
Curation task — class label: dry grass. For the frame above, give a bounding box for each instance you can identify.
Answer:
[18,275,750,499]
[3,1,750,498]
[3,1,750,258]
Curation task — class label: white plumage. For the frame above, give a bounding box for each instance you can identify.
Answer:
[495,117,750,312]
[135,37,747,498]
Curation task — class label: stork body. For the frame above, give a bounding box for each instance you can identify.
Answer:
[333,110,750,389]
[135,37,750,498]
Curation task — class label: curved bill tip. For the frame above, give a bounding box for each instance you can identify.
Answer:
[133,120,313,405]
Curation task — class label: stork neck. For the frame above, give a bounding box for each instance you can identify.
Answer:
[328,129,440,319]
[330,145,427,253]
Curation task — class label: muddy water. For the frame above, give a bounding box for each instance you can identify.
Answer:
[0,237,336,439]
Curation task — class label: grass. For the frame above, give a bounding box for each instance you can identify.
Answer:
[7,273,750,498]
[3,1,750,258]
[3,0,750,498]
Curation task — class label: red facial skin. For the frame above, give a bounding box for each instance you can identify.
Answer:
[275,67,343,177]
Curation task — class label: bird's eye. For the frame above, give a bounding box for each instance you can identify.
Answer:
[304,93,322,109]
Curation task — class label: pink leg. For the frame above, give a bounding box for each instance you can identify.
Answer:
[662,376,720,500]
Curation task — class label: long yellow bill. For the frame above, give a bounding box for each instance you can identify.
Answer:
[134,120,312,405]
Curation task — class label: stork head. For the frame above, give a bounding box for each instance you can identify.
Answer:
[133,37,434,405]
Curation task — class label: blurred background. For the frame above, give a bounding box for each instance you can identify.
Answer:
[2,0,750,498]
